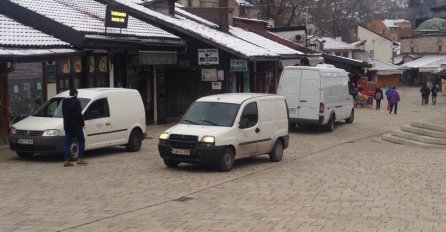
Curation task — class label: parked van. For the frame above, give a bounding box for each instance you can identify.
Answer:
[9,88,146,159]
[158,93,289,171]
[277,64,354,131]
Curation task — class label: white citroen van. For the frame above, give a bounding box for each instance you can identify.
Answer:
[9,88,146,159]
[277,64,354,131]
[158,93,289,172]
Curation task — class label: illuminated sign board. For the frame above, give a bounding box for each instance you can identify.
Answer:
[105,5,129,28]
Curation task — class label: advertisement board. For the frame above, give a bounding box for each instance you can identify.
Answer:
[198,49,219,65]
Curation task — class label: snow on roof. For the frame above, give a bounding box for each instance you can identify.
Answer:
[114,0,280,58]
[401,55,446,73]
[229,27,302,56]
[370,59,404,75]
[174,5,217,28]
[174,4,301,56]
[0,48,79,57]
[235,0,254,7]
[10,0,178,39]
[321,37,360,51]
[383,19,410,28]
[0,14,69,47]
[353,51,373,63]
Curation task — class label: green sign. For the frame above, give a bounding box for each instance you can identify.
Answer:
[230,59,248,72]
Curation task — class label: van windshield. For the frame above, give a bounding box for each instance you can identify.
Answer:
[181,102,239,127]
[32,97,90,118]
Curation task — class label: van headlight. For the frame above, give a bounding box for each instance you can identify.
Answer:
[10,127,17,135]
[42,129,61,136]
[159,132,169,140]
[200,136,215,147]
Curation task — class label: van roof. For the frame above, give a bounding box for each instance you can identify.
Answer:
[283,64,347,73]
[54,88,138,99]
[196,93,282,104]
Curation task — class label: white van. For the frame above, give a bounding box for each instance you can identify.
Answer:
[158,93,289,171]
[277,64,354,131]
[9,88,146,159]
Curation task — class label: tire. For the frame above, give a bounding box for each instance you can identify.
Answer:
[217,147,235,172]
[16,152,34,159]
[126,129,142,152]
[69,138,80,160]
[269,140,284,162]
[345,109,354,124]
[164,159,180,168]
[323,115,335,132]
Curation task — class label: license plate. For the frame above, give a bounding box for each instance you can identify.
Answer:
[171,148,190,156]
[18,139,33,145]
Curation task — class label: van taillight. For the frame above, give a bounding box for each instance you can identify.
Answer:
[319,103,325,113]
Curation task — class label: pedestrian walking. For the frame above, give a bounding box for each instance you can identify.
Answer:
[420,84,430,105]
[374,87,384,110]
[389,86,400,114]
[385,86,393,112]
[62,89,88,167]
[431,84,440,105]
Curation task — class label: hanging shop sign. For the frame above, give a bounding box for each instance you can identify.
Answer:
[230,59,248,72]
[105,5,129,28]
[198,49,219,65]
[201,69,217,81]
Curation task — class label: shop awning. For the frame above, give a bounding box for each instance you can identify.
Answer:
[401,55,446,73]
[0,48,81,61]
[139,51,177,65]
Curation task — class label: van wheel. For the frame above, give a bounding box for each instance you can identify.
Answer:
[323,115,335,132]
[126,129,142,152]
[345,109,354,124]
[16,152,34,159]
[217,147,234,172]
[269,140,283,162]
[164,159,180,168]
[70,138,80,160]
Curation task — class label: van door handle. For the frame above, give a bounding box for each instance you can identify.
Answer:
[300,100,307,102]
[255,128,260,133]
[105,122,111,126]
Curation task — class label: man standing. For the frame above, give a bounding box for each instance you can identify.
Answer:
[374,87,384,110]
[420,84,430,105]
[62,89,88,167]
[389,87,400,114]
[431,84,440,105]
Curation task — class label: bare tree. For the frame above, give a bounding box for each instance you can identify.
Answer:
[306,0,370,40]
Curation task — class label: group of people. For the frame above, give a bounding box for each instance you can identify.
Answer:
[373,86,400,114]
[420,84,440,106]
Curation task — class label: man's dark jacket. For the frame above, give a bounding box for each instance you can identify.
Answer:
[62,97,85,132]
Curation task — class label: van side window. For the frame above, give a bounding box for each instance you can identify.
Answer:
[84,98,109,120]
[240,102,258,128]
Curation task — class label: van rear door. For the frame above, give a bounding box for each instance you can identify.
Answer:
[278,69,301,119]
[298,70,321,120]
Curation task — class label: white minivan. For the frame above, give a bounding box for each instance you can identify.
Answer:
[158,93,289,171]
[9,88,146,159]
[277,64,354,131]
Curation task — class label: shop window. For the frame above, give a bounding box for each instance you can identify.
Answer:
[87,55,109,88]
[8,62,44,124]
[55,57,82,93]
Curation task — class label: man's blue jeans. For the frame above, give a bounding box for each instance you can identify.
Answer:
[64,130,85,161]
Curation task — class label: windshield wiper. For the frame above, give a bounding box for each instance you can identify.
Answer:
[201,119,218,126]
[182,119,198,125]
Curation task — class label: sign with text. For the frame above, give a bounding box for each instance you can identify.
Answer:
[212,82,222,90]
[198,49,219,65]
[201,69,217,81]
[105,5,129,28]
[230,59,248,72]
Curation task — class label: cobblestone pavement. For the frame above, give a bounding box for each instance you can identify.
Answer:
[1,86,446,232]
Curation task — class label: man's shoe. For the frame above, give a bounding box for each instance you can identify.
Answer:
[64,161,74,167]
[77,159,88,166]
